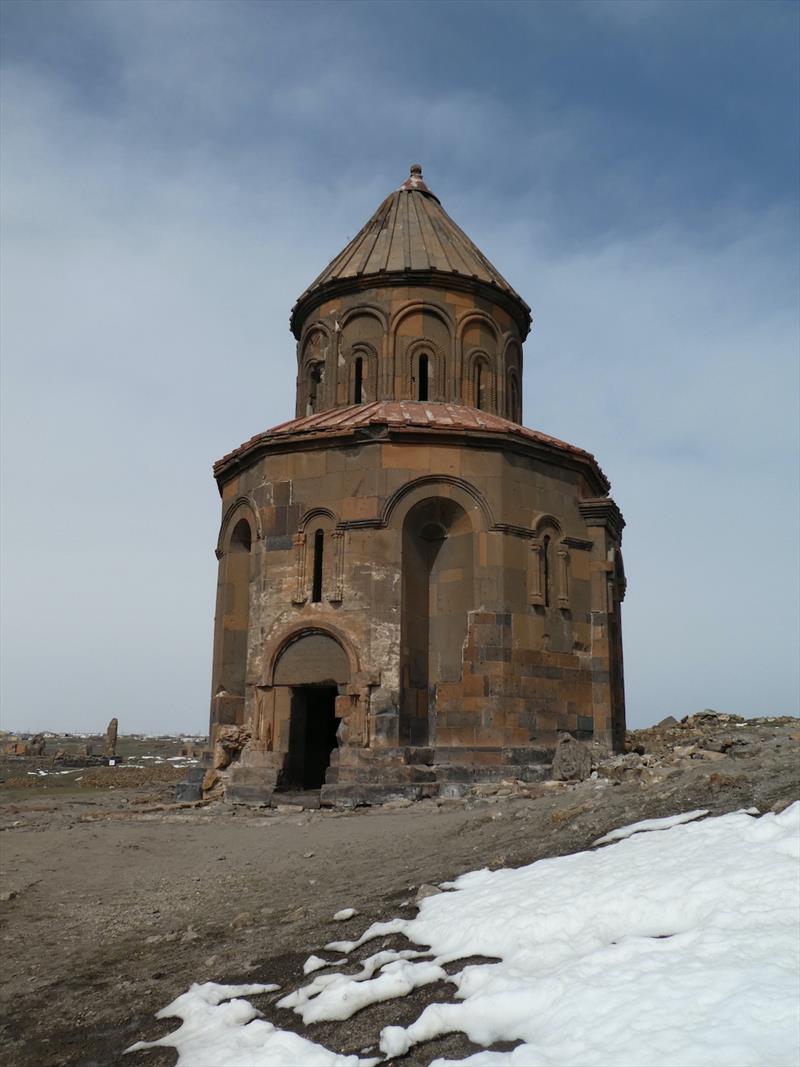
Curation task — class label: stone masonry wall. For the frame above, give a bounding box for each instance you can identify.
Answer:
[209,431,625,791]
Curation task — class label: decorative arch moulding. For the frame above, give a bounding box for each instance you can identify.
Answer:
[215,495,262,557]
[455,308,502,342]
[531,512,563,537]
[302,304,517,364]
[379,473,496,531]
[406,338,446,401]
[299,320,334,347]
[464,348,498,410]
[262,621,362,687]
[389,299,455,335]
[297,506,339,532]
[338,303,389,331]
[289,271,532,341]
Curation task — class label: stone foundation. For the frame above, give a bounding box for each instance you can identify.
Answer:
[216,742,553,807]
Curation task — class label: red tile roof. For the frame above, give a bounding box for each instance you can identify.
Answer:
[214,401,609,491]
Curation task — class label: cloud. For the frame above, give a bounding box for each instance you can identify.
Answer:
[518,220,798,721]
[1,0,797,732]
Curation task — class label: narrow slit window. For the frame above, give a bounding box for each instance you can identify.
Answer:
[476,363,484,409]
[311,529,324,603]
[509,374,520,422]
[308,363,323,415]
[354,357,363,404]
[543,534,551,608]
[418,355,429,401]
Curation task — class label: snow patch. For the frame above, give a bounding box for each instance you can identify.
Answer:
[280,950,435,1023]
[593,807,709,845]
[127,806,800,1067]
[303,955,347,975]
[124,981,378,1066]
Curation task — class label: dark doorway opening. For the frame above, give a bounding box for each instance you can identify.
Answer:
[286,685,340,790]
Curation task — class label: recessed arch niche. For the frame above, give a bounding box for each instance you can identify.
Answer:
[211,512,255,729]
[400,497,474,744]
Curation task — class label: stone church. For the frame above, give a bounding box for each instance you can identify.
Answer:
[209,165,626,804]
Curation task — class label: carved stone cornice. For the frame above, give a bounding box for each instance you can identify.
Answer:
[578,498,625,542]
[493,522,536,539]
[214,417,611,498]
[290,270,531,343]
[562,536,594,551]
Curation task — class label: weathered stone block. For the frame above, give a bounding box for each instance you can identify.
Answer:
[550,733,592,781]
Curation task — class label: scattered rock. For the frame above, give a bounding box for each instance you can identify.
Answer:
[549,802,592,826]
[333,907,357,921]
[551,733,592,781]
[472,783,500,797]
[212,725,251,771]
[656,716,678,727]
[229,911,253,930]
[708,773,747,793]
[701,738,730,753]
[415,884,443,903]
[596,753,644,781]
[686,709,745,727]
[672,745,696,758]
[202,769,221,793]
[281,906,307,924]
[0,890,18,902]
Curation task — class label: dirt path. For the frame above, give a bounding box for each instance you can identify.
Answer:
[0,718,797,1067]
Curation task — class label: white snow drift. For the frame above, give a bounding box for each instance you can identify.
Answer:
[126,804,800,1067]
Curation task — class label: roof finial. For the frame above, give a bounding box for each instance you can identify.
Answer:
[398,163,438,201]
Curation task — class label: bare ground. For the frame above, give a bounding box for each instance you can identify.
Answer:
[0,716,797,1067]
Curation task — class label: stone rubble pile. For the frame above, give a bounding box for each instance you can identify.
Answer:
[458,709,800,797]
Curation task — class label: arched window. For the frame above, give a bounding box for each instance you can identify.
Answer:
[354,357,363,404]
[418,354,429,401]
[542,534,552,608]
[229,518,251,554]
[473,358,493,411]
[508,372,520,423]
[311,529,324,603]
[307,362,324,415]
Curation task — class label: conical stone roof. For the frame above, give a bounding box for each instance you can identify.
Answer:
[290,165,531,337]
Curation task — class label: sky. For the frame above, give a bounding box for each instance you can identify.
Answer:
[1,0,798,734]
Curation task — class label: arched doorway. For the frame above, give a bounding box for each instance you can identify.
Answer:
[400,498,474,744]
[273,632,350,790]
